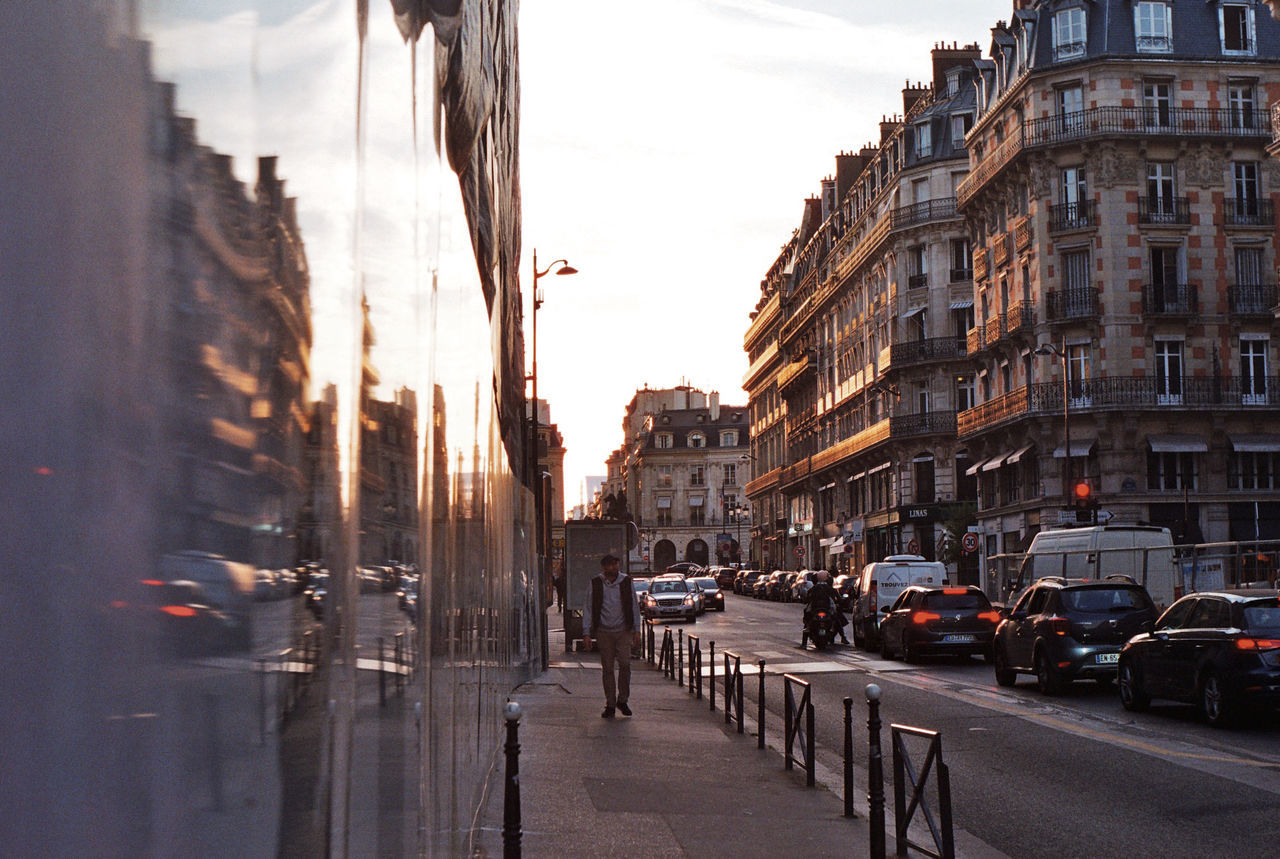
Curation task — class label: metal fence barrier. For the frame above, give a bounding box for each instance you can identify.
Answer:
[756,659,766,749]
[644,619,657,664]
[708,641,716,711]
[783,674,815,786]
[657,627,675,678]
[676,628,684,686]
[686,633,702,699]
[722,650,744,733]
[891,724,954,859]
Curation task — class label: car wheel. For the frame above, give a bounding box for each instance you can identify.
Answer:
[1035,649,1064,696]
[1201,671,1238,728]
[1117,661,1150,712]
[853,620,865,649]
[993,645,1017,687]
[903,636,920,664]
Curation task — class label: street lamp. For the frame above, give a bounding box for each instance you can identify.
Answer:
[1034,338,1075,510]
[727,501,748,565]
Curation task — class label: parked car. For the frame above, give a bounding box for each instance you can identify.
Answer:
[791,570,821,603]
[707,566,737,589]
[851,555,948,650]
[641,574,699,623]
[833,574,857,611]
[143,579,250,654]
[736,569,763,595]
[666,562,704,577]
[767,572,793,601]
[1118,589,1280,727]
[632,577,653,603]
[690,576,725,611]
[754,572,781,599]
[878,586,1001,663]
[993,576,1158,694]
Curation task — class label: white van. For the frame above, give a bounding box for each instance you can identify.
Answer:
[851,554,948,650]
[1010,524,1180,609]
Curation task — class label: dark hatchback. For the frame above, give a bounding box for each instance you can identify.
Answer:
[993,577,1158,694]
[1118,589,1280,728]
[879,586,1000,662]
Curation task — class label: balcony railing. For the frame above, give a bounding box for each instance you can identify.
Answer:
[1142,282,1198,316]
[889,410,957,438]
[777,355,816,394]
[967,302,1035,353]
[1229,283,1278,315]
[890,197,958,230]
[950,267,973,282]
[1046,288,1099,322]
[992,231,1012,268]
[1224,197,1275,227]
[1053,41,1085,62]
[1048,200,1095,232]
[973,247,989,282]
[966,327,982,355]
[890,337,966,367]
[1138,196,1191,225]
[1015,216,1033,251]
[959,375,1280,437]
[907,273,928,290]
[1006,300,1034,334]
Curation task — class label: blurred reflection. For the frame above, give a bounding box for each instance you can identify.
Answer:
[3,1,537,856]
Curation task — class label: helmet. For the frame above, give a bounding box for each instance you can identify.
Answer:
[815,570,830,581]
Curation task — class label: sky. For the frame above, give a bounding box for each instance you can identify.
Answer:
[518,0,1011,511]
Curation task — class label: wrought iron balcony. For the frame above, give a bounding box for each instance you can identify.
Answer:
[972,247,989,281]
[1006,301,1034,335]
[890,337,967,367]
[1229,283,1278,315]
[1142,282,1198,316]
[1048,200,1095,232]
[1224,197,1275,227]
[1046,288,1099,322]
[907,273,928,290]
[1015,216,1033,251]
[950,267,973,283]
[1053,41,1085,62]
[889,410,957,438]
[992,231,1013,268]
[1138,196,1191,225]
[777,354,816,396]
[890,197,958,230]
[966,327,982,355]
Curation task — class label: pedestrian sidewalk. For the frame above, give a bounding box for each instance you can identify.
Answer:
[474,639,871,858]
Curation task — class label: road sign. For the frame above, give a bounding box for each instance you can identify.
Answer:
[907,538,920,554]
[794,545,806,559]
[961,532,979,553]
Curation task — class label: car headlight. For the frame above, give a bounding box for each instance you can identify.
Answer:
[645,596,656,606]
[683,594,694,604]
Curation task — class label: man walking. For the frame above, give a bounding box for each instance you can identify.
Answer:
[581,554,642,718]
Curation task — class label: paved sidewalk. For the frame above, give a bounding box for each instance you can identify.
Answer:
[474,639,872,858]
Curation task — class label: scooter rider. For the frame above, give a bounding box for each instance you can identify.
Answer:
[801,570,850,646]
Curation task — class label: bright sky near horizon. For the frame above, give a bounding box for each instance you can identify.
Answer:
[519,0,1011,512]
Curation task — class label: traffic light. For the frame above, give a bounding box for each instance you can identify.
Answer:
[1072,480,1098,522]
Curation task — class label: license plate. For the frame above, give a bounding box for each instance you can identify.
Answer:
[942,634,975,643]
[1096,653,1119,664]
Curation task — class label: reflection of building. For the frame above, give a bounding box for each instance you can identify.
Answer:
[153,84,312,568]
[299,385,341,562]
[606,386,749,571]
[529,398,567,576]
[360,388,419,564]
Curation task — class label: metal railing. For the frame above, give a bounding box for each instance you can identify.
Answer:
[1015,215,1033,251]
[1229,283,1277,315]
[949,267,972,282]
[722,650,745,733]
[1138,196,1191,225]
[890,197,958,230]
[892,725,954,859]
[1142,282,1198,316]
[1224,197,1275,226]
[1045,287,1099,321]
[888,410,957,438]
[889,336,966,366]
[1048,200,1095,232]
[657,627,675,678]
[686,633,702,699]
[972,247,988,281]
[783,674,815,786]
[992,231,1012,268]
[907,273,929,289]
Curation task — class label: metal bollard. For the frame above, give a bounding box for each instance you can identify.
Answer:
[758,659,767,749]
[708,641,716,711]
[378,636,386,707]
[843,697,855,818]
[677,628,684,685]
[866,684,885,858]
[503,701,522,858]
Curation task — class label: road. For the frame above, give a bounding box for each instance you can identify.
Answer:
[654,590,1280,858]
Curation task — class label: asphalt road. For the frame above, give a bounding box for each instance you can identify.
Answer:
[655,591,1280,858]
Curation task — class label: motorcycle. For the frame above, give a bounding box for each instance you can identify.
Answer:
[803,598,840,650]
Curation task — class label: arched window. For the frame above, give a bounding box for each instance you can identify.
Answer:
[688,432,706,448]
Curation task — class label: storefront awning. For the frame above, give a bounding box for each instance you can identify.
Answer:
[1231,434,1280,453]
[819,536,836,547]
[949,299,974,309]
[982,450,1013,471]
[904,306,926,318]
[1053,440,1096,458]
[1005,444,1036,464]
[688,496,705,506]
[1147,435,1207,453]
[656,496,672,508]
[964,457,988,476]
[820,481,836,491]
[827,537,846,555]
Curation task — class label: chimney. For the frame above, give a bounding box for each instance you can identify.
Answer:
[931,42,982,93]
[710,391,720,422]
[673,388,687,410]
[902,81,930,117]
[835,151,866,203]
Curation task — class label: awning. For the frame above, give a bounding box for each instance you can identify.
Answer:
[1005,444,1036,464]
[819,536,836,547]
[689,496,705,507]
[949,299,974,309]
[1147,435,1207,453]
[1231,435,1280,453]
[827,537,846,555]
[1053,440,1096,458]
[867,462,892,475]
[964,457,988,476]
[982,451,1012,472]
[656,496,672,509]
[820,481,837,491]
[904,306,926,318]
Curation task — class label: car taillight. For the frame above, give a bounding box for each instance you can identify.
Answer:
[160,605,197,618]
[1047,616,1071,636]
[912,611,941,625]
[977,611,1001,624]
[943,588,968,595]
[1235,637,1280,651]
[817,612,827,619]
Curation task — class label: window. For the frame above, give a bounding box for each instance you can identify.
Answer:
[908,245,927,288]
[915,122,932,158]
[1147,450,1196,491]
[956,375,975,412]
[915,383,930,414]
[946,68,962,97]
[1236,246,1264,286]
[1062,248,1090,291]
[1150,245,1180,288]
[656,507,673,527]
[689,503,705,527]
[914,457,935,504]
[720,430,738,447]
[688,432,705,449]
[951,113,973,146]
[952,304,974,337]
[1000,361,1012,394]
[1142,81,1172,127]
[690,464,705,486]
[1220,4,1256,55]
[1054,8,1086,61]
[1241,337,1268,405]
[723,463,737,485]
[655,432,673,449]
[657,465,673,487]
[1231,450,1280,490]
[1228,80,1256,128]
[1068,342,1090,404]
[1233,162,1260,219]
[1057,85,1084,133]
[950,238,971,281]
[1134,2,1172,52]
[1062,166,1087,207]
[1146,162,1176,214]
[1155,339,1184,404]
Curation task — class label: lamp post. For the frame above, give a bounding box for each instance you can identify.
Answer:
[528,250,576,668]
[727,502,748,565]
[1034,338,1073,509]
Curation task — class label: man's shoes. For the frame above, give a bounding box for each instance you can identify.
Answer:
[601,706,615,719]
[840,636,851,645]
[617,702,632,716]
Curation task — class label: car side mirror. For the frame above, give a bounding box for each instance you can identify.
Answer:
[881,605,892,613]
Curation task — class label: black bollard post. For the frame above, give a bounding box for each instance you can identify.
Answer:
[378,636,386,707]
[503,701,522,858]
[677,628,684,685]
[757,659,766,749]
[708,641,716,711]
[866,684,885,858]
[843,696,855,818]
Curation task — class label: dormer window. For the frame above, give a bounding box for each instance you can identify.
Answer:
[945,68,961,97]
[1220,3,1256,56]
[655,432,673,449]
[1134,2,1172,53]
[1053,7,1086,62]
[688,432,706,449]
[720,430,738,447]
[915,122,932,158]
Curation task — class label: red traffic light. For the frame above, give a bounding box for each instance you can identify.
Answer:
[1073,480,1091,501]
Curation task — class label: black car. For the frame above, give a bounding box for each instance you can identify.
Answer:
[689,576,725,611]
[879,586,1000,662]
[1118,589,1280,727]
[993,577,1158,694]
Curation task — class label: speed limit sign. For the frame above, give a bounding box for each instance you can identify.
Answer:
[794,545,806,559]
[907,538,920,554]
[961,532,979,553]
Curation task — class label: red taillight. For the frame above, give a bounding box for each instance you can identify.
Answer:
[140,579,164,587]
[1235,637,1280,651]
[817,612,827,619]
[943,588,968,595]
[1047,616,1071,636]
[160,605,197,618]
[977,611,1001,624]
[912,611,941,625]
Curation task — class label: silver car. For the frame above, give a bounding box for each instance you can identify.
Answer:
[641,575,699,623]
